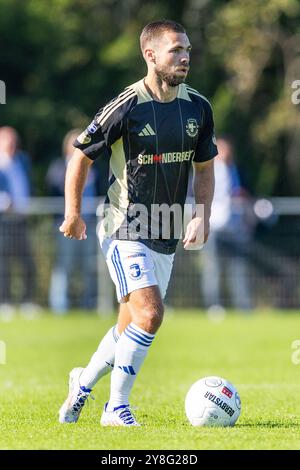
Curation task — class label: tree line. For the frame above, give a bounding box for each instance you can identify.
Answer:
[0,0,299,195]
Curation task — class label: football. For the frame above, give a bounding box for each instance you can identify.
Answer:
[185,376,241,427]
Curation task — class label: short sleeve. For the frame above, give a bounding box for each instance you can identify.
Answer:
[193,99,218,163]
[74,88,137,161]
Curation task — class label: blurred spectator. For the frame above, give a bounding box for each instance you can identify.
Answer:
[200,137,255,312]
[0,126,38,316]
[46,129,99,314]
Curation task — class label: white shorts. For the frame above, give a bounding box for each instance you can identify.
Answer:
[99,236,175,303]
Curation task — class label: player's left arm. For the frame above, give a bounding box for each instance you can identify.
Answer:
[183,97,217,249]
[183,160,215,249]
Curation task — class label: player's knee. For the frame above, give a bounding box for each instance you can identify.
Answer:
[129,286,164,333]
[141,303,164,333]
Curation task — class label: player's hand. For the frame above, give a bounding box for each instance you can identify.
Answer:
[183,216,209,250]
[59,215,87,240]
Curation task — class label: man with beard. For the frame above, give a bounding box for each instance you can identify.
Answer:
[59,20,218,426]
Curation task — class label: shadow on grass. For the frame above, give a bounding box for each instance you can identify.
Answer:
[238,420,300,428]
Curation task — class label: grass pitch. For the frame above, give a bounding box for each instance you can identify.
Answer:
[0,309,300,450]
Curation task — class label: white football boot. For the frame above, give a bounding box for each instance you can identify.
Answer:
[100,403,140,427]
[59,367,93,423]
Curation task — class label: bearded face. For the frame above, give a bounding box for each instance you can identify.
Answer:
[151,32,191,87]
[154,64,188,87]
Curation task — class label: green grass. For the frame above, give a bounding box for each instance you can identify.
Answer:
[1,309,300,450]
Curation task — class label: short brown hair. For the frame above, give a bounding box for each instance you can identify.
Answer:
[140,20,186,51]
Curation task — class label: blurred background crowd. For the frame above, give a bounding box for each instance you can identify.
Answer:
[0,0,299,315]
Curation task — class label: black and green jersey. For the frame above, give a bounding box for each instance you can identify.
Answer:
[74,79,217,254]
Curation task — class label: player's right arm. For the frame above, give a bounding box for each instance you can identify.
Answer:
[60,86,137,240]
[59,148,93,240]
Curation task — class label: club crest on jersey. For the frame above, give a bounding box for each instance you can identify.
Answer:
[129,263,143,280]
[186,118,198,138]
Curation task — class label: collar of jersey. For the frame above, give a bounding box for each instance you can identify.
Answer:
[142,78,179,104]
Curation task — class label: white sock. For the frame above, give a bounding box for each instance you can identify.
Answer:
[107,323,155,410]
[79,325,120,389]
